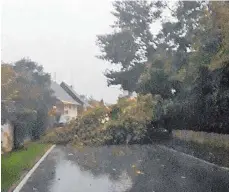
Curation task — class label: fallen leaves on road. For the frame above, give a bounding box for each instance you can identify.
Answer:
[112,149,125,156]
[131,164,144,175]
[135,170,144,175]
[75,145,85,152]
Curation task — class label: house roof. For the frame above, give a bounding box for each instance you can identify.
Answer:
[51,81,80,105]
[60,82,91,107]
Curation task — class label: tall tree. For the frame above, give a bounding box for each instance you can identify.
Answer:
[1,64,19,101]
[97,0,163,92]
[1,59,55,147]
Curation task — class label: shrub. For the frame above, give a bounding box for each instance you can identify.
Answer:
[42,127,74,144]
[110,94,155,122]
[105,117,148,145]
[12,110,37,149]
[105,94,157,144]
[164,63,229,134]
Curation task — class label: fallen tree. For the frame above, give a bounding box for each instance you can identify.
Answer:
[43,94,171,146]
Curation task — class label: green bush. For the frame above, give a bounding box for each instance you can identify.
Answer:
[42,127,74,144]
[110,94,155,121]
[105,117,148,144]
[163,63,229,134]
[12,110,37,149]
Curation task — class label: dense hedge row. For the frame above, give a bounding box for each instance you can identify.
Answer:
[159,62,229,134]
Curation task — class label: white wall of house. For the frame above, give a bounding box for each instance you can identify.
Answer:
[63,103,78,120]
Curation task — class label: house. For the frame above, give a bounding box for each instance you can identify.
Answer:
[51,81,80,121]
[60,82,91,113]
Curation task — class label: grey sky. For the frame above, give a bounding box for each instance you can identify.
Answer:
[2,0,123,103]
[2,0,172,103]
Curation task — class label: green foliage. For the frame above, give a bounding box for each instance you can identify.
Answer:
[42,127,74,145]
[138,67,173,98]
[96,0,159,91]
[12,110,37,148]
[43,105,110,146]
[105,64,145,92]
[43,95,167,146]
[110,94,155,122]
[105,117,148,145]
[96,0,229,135]
[164,62,229,134]
[105,95,157,144]
[1,59,55,148]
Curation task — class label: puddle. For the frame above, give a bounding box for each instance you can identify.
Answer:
[48,158,132,192]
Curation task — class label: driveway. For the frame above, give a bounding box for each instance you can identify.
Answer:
[19,145,229,192]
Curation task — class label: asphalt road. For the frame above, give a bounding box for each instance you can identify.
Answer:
[20,145,229,192]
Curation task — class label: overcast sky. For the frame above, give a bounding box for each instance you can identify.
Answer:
[2,0,169,104]
[2,0,123,103]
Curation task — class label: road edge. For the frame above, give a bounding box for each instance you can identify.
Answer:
[157,145,229,171]
[13,144,56,192]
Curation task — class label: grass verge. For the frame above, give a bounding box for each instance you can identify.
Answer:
[1,142,51,191]
[173,130,229,149]
[161,135,229,168]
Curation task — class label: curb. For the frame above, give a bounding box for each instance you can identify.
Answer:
[13,145,56,192]
[157,145,229,171]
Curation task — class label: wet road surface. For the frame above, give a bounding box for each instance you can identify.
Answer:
[20,145,229,192]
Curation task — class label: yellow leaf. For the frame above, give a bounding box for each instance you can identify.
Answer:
[135,170,144,175]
